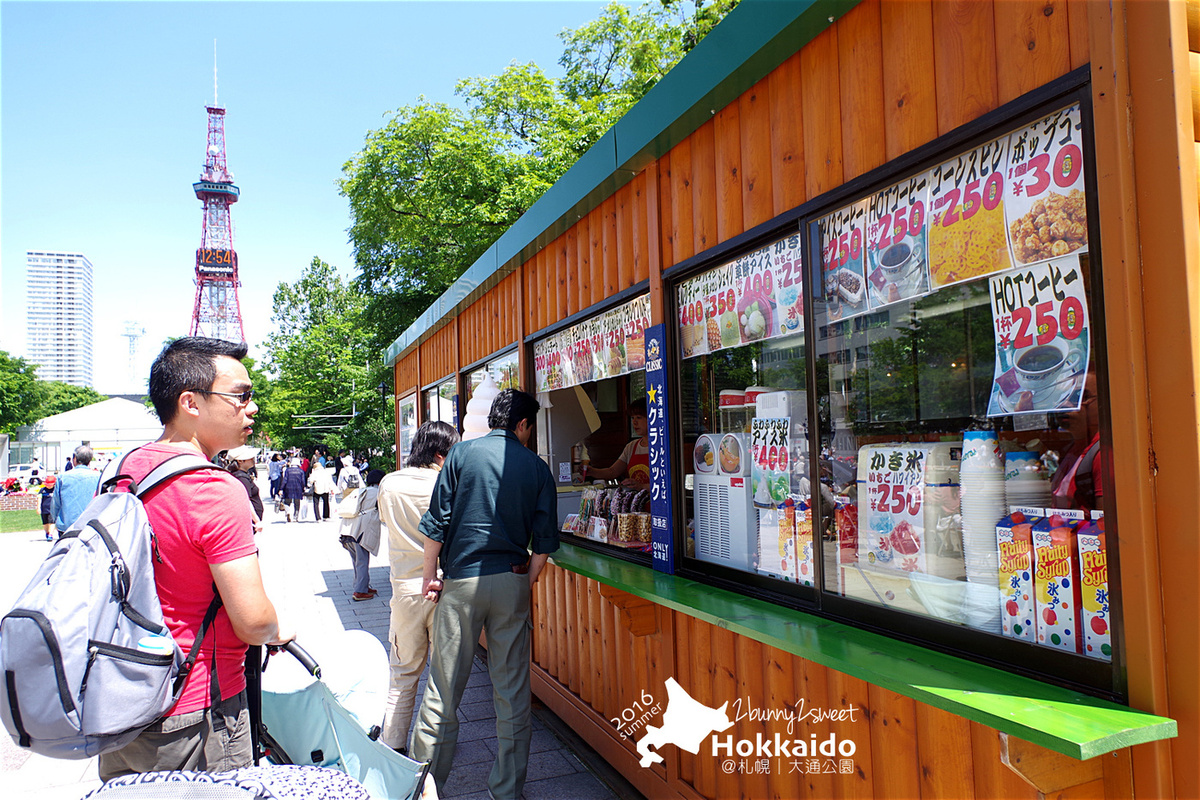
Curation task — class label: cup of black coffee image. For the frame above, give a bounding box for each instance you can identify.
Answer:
[1014,341,1083,395]
[877,238,922,278]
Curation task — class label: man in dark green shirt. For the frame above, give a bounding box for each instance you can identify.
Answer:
[409,389,558,800]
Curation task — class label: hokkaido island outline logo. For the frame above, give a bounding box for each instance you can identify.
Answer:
[615,677,861,777]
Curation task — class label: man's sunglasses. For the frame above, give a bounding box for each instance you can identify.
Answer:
[195,388,254,405]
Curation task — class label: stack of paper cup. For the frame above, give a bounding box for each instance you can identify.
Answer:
[959,431,1006,588]
[1003,450,1052,508]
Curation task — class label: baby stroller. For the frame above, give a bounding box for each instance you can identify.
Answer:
[257,631,432,800]
[86,632,431,800]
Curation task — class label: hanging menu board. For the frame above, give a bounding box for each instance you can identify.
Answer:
[986,254,1090,416]
[676,232,803,359]
[814,104,1087,328]
[533,294,651,392]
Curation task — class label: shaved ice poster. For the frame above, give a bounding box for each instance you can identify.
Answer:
[858,447,927,573]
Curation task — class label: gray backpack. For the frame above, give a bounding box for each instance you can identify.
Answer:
[0,451,225,759]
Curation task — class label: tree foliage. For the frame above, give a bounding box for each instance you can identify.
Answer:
[340,0,737,351]
[0,351,43,435]
[257,1,737,462]
[35,382,107,420]
[257,258,392,464]
[0,351,108,435]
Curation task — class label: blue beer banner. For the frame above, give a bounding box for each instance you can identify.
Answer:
[645,323,675,574]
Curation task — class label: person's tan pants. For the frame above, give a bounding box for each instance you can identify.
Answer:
[381,592,437,749]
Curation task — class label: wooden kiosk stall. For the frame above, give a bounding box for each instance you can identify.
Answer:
[385,1,1196,797]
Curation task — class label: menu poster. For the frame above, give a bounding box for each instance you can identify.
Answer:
[858,446,928,573]
[678,270,712,359]
[770,233,805,336]
[987,255,1090,417]
[927,135,1012,289]
[676,232,803,359]
[819,200,869,320]
[865,172,931,310]
[533,334,568,392]
[1004,104,1088,268]
[729,244,779,345]
[534,294,651,393]
[751,417,791,509]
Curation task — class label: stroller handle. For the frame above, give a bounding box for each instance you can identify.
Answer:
[283,641,322,679]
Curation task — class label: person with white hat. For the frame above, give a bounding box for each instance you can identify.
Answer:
[337,454,362,500]
[226,445,263,531]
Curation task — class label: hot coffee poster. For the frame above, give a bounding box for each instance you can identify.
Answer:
[865,171,932,310]
[987,255,1090,416]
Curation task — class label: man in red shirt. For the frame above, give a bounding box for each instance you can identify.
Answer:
[98,337,292,780]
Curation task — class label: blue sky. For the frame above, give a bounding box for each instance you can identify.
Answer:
[1,0,619,392]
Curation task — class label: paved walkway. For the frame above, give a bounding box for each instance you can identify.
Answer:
[0,479,627,800]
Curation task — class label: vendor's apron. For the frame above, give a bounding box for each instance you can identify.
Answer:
[627,444,651,485]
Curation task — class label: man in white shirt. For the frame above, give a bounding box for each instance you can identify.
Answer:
[374,422,460,752]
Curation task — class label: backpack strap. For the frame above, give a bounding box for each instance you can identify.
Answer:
[100,448,222,496]
[135,453,225,497]
[172,592,224,699]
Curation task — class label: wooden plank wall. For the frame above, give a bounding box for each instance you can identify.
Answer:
[1190,0,1200,203]
[458,271,522,367]
[418,320,458,386]
[523,180,652,337]
[395,352,419,397]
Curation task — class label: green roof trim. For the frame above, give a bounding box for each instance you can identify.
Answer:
[549,542,1177,761]
[385,0,862,367]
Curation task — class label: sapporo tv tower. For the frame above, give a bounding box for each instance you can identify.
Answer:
[189,58,245,342]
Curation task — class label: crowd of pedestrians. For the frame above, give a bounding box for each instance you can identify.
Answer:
[209,393,557,798]
[10,336,560,800]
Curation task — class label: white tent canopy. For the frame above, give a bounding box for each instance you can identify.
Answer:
[16,398,163,469]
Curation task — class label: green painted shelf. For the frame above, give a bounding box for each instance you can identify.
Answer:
[549,541,1176,761]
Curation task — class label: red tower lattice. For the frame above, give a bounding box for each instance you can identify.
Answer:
[189,105,245,342]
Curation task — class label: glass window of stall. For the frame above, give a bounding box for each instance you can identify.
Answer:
[812,99,1116,683]
[460,350,521,440]
[535,294,653,555]
[398,393,418,466]
[423,376,458,428]
[465,350,520,402]
[675,233,814,588]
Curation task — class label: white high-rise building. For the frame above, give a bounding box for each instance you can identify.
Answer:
[26,251,94,387]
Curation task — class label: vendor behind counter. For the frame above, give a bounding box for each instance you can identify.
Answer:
[582,397,648,489]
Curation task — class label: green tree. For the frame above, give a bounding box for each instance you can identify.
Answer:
[258,258,392,463]
[340,0,738,352]
[0,351,42,435]
[34,382,106,420]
